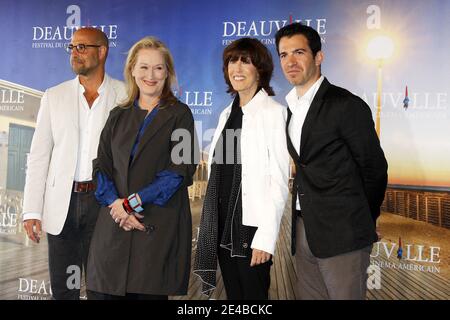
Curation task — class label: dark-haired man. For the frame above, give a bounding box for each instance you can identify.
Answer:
[275,23,388,300]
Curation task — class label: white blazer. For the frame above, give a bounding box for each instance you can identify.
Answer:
[22,75,126,235]
[208,89,290,255]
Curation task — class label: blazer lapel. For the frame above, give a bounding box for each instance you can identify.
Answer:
[299,78,330,158]
[65,78,80,155]
[130,106,174,167]
[102,75,118,113]
[286,108,300,162]
[68,78,80,131]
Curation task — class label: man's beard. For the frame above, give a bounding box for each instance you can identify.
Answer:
[288,77,305,87]
[71,58,96,76]
[72,64,90,76]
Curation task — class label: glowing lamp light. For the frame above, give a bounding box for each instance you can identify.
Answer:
[367,35,394,61]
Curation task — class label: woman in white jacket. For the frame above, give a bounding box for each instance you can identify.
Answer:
[194,38,290,299]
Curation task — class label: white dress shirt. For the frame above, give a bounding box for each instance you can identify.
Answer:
[75,77,110,182]
[286,75,324,210]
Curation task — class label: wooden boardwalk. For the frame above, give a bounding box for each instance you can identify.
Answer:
[176,200,450,300]
[0,198,449,300]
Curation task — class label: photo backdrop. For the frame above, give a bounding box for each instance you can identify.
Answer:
[1,0,449,300]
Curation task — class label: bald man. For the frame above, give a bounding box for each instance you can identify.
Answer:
[22,27,126,299]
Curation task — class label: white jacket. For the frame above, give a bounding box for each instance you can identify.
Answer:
[208,89,290,255]
[22,75,126,235]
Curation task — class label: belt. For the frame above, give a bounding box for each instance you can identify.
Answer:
[296,210,302,217]
[73,181,95,193]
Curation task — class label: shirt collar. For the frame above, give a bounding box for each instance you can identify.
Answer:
[77,74,109,94]
[286,75,324,111]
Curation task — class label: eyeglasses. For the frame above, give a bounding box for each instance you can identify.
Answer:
[65,43,101,54]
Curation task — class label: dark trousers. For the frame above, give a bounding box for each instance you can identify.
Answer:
[47,190,99,300]
[218,247,272,300]
[295,216,372,300]
[87,290,168,300]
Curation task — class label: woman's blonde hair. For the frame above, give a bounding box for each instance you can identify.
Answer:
[121,36,178,108]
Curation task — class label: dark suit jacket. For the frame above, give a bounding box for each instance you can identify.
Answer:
[288,78,388,258]
[87,100,198,296]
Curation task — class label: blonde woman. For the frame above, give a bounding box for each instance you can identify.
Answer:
[86,37,197,300]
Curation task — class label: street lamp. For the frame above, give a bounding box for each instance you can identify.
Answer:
[366,35,394,138]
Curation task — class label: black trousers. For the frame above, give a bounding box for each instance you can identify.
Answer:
[217,172,272,300]
[47,190,99,300]
[218,247,272,300]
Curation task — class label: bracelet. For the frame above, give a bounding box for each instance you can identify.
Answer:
[122,198,134,215]
[128,193,144,213]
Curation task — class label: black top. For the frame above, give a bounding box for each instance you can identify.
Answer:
[216,95,243,238]
[221,95,243,184]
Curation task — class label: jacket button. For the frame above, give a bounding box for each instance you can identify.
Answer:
[243,242,248,248]
[300,163,306,168]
